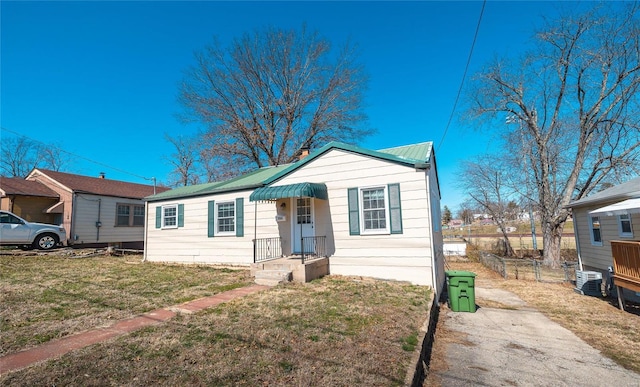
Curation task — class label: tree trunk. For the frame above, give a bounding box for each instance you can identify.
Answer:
[542,221,565,268]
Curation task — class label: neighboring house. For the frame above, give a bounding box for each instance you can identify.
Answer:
[144,141,445,293]
[21,169,168,248]
[0,177,62,224]
[448,219,463,227]
[566,177,640,300]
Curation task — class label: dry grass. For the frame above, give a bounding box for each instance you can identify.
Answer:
[1,274,431,386]
[0,253,251,356]
[427,259,640,384]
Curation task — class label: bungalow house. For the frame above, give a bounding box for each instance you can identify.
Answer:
[0,176,62,224]
[144,141,445,294]
[566,176,640,303]
[19,169,168,248]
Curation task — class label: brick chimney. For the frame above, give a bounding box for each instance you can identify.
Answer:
[298,143,311,161]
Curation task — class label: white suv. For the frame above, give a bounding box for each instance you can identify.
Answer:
[0,210,66,250]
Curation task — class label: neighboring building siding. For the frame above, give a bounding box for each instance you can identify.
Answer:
[26,174,74,244]
[2,196,59,224]
[72,194,147,245]
[573,203,640,271]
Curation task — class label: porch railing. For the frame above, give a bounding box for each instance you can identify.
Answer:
[611,240,640,311]
[301,235,327,264]
[253,237,283,263]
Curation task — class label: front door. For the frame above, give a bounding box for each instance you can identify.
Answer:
[292,197,314,254]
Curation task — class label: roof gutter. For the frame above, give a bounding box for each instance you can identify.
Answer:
[414,162,430,171]
[144,183,264,203]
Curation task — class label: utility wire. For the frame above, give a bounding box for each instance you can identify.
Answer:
[436,0,486,153]
[1,126,152,181]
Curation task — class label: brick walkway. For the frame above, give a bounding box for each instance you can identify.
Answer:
[0,284,269,375]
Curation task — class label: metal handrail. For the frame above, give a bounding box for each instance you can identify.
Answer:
[301,235,327,264]
[253,237,283,263]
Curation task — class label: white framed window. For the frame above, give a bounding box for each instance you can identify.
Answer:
[216,201,235,235]
[347,184,402,236]
[162,204,178,229]
[618,214,633,237]
[589,215,602,246]
[360,186,389,234]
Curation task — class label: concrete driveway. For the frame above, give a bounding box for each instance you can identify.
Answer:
[430,286,640,387]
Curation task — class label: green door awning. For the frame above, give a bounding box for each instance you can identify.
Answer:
[250,182,328,201]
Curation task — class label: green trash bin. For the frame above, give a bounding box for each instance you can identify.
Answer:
[445,270,477,312]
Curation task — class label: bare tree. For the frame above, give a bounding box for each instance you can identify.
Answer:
[178,26,372,175]
[0,137,41,177]
[459,158,518,257]
[1,135,73,177]
[164,134,201,187]
[468,3,640,266]
[40,144,70,172]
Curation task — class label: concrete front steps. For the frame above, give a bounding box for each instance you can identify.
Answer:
[251,256,330,285]
[254,269,293,286]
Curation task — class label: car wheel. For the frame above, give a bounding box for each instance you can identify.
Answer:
[34,233,58,250]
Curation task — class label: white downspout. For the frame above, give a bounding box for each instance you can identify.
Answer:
[142,201,149,262]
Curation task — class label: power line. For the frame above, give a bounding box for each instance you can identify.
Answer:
[436,0,486,153]
[1,126,152,181]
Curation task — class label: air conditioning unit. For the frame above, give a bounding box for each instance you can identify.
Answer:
[575,270,603,296]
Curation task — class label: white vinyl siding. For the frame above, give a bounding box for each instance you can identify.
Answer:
[272,149,435,286]
[144,147,443,287]
[147,193,256,265]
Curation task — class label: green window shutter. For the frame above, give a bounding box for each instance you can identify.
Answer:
[388,183,403,234]
[236,198,244,237]
[208,200,215,237]
[178,204,185,228]
[155,206,162,229]
[347,188,360,235]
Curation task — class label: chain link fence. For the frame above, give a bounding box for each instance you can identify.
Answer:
[479,251,578,283]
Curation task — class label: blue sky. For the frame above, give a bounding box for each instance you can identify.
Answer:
[1,1,578,212]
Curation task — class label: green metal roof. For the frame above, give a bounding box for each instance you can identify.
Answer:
[378,142,433,163]
[146,141,434,202]
[145,164,291,202]
[146,181,223,201]
[262,141,433,185]
[250,182,328,202]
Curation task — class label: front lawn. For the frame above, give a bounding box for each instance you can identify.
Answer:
[0,253,251,356]
[1,253,432,386]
